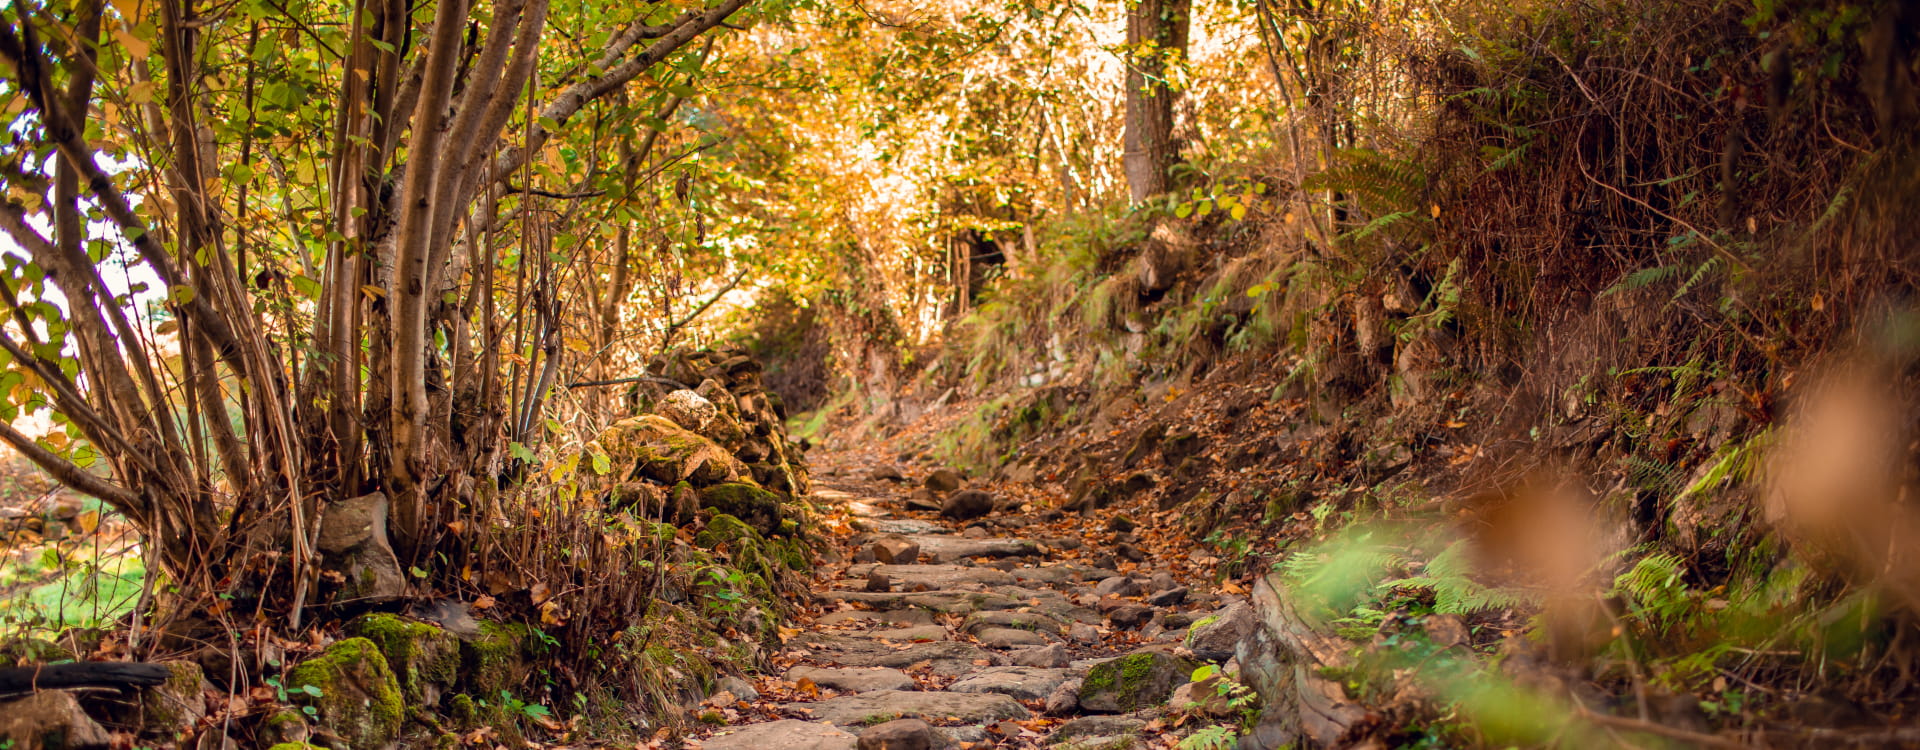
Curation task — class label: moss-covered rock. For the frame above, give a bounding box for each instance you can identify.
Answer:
[345,613,459,705]
[285,637,403,749]
[258,709,312,745]
[591,415,748,486]
[130,660,209,738]
[458,620,532,698]
[1078,650,1196,713]
[266,743,327,750]
[696,483,786,536]
[695,513,761,550]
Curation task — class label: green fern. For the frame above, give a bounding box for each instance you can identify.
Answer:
[1302,148,1429,212]
[1388,541,1539,615]
[1612,552,1693,632]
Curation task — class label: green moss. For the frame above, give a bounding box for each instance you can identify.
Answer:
[767,538,811,571]
[696,513,761,550]
[347,613,459,704]
[139,661,207,735]
[459,620,531,697]
[285,637,403,749]
[266,744,326,750]
[697,483,787,535]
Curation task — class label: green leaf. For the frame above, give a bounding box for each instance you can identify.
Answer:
[510,442,536,464]
[590,449,611,475]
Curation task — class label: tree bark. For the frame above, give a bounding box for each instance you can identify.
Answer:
[1121,0,1191,204]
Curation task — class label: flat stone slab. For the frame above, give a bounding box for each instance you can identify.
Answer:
[783,690,1030,727]
[700,719,856,750]
[869,519,945,535]
[906,535,1040,562]
[855,564,1015,589]
[786,666,917,693]
[946,667,1075,701]
[792,634,995,676]
[975,627,1052,648]
[824,590,1021,614]
[1012,565,1090,586]
[845,625,947,642]
[817,609,936,627]
[963,610,1063,634]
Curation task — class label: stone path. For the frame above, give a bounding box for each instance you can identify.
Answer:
[696,467,1258,750]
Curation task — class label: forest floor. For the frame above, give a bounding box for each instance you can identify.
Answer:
[684,432,1244,750]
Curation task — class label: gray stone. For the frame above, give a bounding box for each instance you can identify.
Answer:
[1068,623,1102,644]
[1146,587,1188,607]
[871,537,921,564]
[1078,651,1196,713]
[825,590,1021,614]
[786,690,1028,727]
[940,490,995,520]
[0,690,112,749]
[962,610,1062,635]
[1107,604,1154,630]
[975,627,1050,648]
[868,466,908,483]
[866,564,1014,589]
[1094,577,1141,598]
[857,718,951,750]
[947,667,1074,701]
[1044,678,1082,715]
[907,535,1040,562]
[1007,644,1071,668]
[787,666,917,693]
[866,571,892,592]
[792,634,995,676]
[1052,715,1147,740]
[857,625,947,642]
[870,519,945,535]
[701,719,857,750]
[818,609,935,627]
[317,492,405,603]
[1187,601,1254,662]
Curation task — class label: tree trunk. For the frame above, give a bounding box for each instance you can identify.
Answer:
[1122,0,1191,204]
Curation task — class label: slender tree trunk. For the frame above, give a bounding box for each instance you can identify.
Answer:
[1122,0,1191,203]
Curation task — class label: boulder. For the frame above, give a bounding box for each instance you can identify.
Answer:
[658,389,720,433]
[702,719,857,750]
[1044,677,1082,715]
[0,690,111,749]
[283,638,402,749]
[1078,650,1195,713]
[939,490,994,521]
[1094,577,1140,598]
[1146,587,1188,607]
[1107,604,1154,630]
[868,466,907,483]
[344,613,459,705]
[870,537,920,565]
[1008,644,1071,668]
[316,493,405,604]
[923,469,964,493]
[127,660,209,739]
[1187,601,1254,662]
[591,415,748,486]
